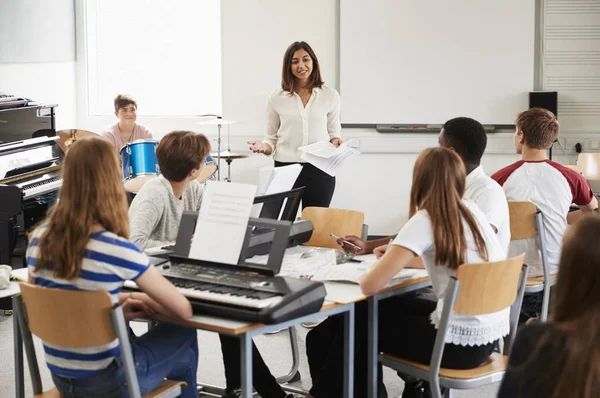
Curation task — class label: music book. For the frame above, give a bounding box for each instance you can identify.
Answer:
[299,139,360,177]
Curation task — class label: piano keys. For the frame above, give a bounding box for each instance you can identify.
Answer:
[0,137,62,264]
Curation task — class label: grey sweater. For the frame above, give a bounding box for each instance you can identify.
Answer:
[128,176,204,250]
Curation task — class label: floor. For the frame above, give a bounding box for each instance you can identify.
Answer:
[0,313,500,398]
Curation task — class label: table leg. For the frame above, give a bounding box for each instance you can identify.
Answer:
[14,312,24,398]
[240,333,253,398]
[343,303,355,398]
[367,295,379,398]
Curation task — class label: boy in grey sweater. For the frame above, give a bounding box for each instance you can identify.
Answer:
[128,130,211,250]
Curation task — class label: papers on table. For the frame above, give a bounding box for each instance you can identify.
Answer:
[247,246,337,278]
[311,264,428,286]
[189,181,257,265]
[299,139,360,177]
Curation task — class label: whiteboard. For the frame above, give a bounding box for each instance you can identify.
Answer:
[340,0,535,125]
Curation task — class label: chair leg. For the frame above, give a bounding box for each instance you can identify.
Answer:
[428,376,443,398]
[443,387,454,398]
[275,327,301,384]
[540,284,551,322]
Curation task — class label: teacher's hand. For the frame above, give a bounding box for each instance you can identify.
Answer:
[330,137,343,148]
[248,141,271,155]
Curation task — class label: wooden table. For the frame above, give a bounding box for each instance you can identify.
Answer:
[11,269,431,398]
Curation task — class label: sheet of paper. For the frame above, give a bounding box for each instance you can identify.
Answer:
[311,264,369,284]
[10,268,29,281]
[299,140,359,177]
[264,164,302,195]
[251,164,302,218]
[188,181,257,265]
[324,282,365,304]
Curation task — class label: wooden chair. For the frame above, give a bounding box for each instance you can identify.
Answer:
[508,201,556,321]
[380,254,528,398]
[300,207,365,248]
[13,283,186,398]
[577,153,600,180]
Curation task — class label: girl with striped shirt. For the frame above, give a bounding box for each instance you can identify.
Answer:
[27,136,199,398]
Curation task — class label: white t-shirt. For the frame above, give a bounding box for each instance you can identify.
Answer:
[262,85,342,163]
[393,199,508,346]
[492,160,594,276]
[464,166,510,256]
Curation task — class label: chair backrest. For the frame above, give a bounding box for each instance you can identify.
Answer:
[454,254,526,315]
[300,207,365,248]
[578,152,600,180]
[19,283,116,347]
[508,201,538,240]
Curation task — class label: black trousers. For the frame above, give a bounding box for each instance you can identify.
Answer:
[306,295,496,398]
[274,161,335,209]
[219,334,286,398]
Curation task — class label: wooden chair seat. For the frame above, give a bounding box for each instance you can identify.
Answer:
[379,352,508,379]
[526,273,557,286]
[34,387,61,398]
[32,380,186,398]
[144,380,187,398]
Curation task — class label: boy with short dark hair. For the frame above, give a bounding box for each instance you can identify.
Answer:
[102,94,153,152]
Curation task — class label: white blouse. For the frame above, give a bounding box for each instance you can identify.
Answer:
[393,199,509,346]
[262,85,342,163]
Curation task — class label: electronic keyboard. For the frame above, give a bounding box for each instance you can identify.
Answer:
[125,261,326,324]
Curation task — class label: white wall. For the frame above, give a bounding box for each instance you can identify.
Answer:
[0,62,77,129]
[3,0,590,234]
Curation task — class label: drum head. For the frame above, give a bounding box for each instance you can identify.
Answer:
[124,175,159,193]
[196,164,218,183]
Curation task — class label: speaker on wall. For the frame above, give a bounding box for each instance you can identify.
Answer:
[529,91,558,117]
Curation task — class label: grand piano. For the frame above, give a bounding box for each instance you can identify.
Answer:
[0,103,60,265]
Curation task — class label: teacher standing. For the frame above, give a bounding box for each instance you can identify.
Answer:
[248,41,342,209]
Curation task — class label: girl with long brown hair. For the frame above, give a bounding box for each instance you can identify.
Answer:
[498,215,600,398]
[247,41,342,209]
[306,148,507,398]
[26,136,199,398]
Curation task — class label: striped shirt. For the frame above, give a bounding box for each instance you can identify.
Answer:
[26,225,150,378]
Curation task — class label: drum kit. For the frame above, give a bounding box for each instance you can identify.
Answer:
[56,117,248,196]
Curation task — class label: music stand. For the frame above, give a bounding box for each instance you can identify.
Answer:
[253,186,305,222]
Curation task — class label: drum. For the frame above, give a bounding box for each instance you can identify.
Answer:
[120,140,160,192]
[196,155,218,183]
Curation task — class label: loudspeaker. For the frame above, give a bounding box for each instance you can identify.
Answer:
[529,91,558,117]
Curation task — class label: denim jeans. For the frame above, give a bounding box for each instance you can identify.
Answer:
[51,324,198,398]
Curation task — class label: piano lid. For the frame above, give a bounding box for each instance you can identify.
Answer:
[0,136,59,179]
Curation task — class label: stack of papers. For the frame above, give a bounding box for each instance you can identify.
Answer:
[299,139,360,176]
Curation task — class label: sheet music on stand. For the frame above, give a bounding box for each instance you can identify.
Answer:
[252,164,302,218]
[299,139,360,176]
[188,181,257,264]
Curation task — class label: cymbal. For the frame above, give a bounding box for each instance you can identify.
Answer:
[196,118,239,126]
[210,150,249,160]
[56,129,98,153]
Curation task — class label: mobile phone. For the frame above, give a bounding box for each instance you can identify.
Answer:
[330,233,362,251]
